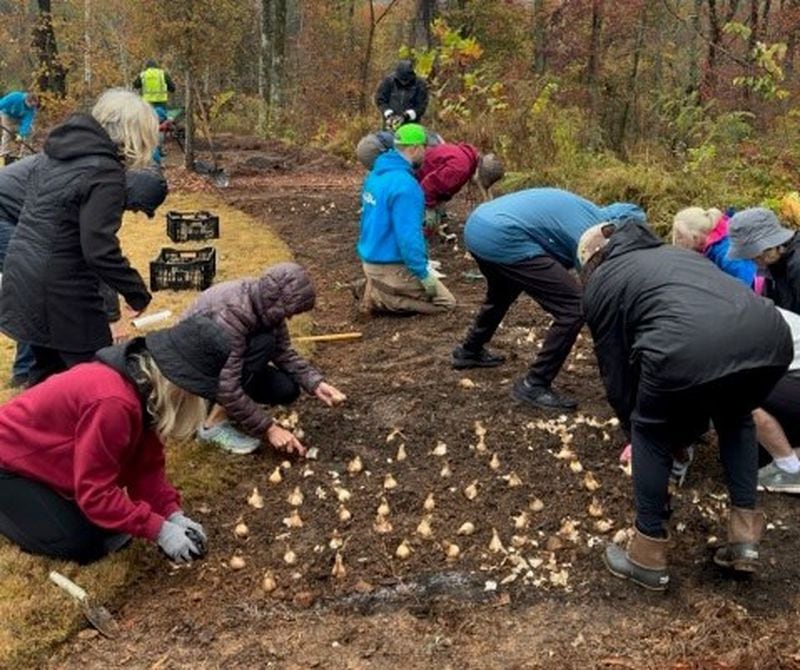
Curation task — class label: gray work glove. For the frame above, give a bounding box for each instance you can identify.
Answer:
[168,511,207,547]
[157,520,201,563]
[420,274,438,297]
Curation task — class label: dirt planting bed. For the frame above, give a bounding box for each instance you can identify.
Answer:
[47,141,800,670]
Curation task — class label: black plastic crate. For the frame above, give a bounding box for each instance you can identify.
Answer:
[150,247,216,292]
[166,210,220,243]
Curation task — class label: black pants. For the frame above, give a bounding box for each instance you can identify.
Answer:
[462,255,584,386]
[28,346,95,387]
[0,469,130,564]
[631,367,786,537]
[241,332,301,406]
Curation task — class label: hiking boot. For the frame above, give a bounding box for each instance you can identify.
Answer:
[451,345,506,369]
[757,462,800,494]
[713,507,765,573]
[511,377,577,410]
[604,528,670,591]
[197,421,261,455]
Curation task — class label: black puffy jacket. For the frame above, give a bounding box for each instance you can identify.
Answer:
[0,114,151,353]
[584,222,792,428]
[375,62,429,121]
[764,234,800,314]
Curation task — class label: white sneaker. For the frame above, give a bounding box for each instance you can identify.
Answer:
[197,421,261,455]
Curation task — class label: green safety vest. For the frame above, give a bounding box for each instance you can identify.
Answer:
[141,67,168,103]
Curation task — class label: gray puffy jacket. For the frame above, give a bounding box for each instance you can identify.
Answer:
[182,262,323,436]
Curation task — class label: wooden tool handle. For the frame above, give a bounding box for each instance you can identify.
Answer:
[295,332,363,343]
[49,571,87,602]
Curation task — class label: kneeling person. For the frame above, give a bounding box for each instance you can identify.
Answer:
[184,262,346,455]
[356,123,455,314]
[0,316,230,564]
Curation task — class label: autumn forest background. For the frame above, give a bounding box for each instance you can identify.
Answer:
[3,0,800,230]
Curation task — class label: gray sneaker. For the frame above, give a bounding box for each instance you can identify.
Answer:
[197,421,261,455]
[757,462,800,494]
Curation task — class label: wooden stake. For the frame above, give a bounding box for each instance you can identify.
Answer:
[295,332,362,343]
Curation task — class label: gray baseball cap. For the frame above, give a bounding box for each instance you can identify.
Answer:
[728,207,795,259]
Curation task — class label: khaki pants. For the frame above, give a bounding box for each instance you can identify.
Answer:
[0,114,15,156]
[361,262,456,315]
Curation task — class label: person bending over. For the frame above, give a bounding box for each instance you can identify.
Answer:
[728,207,800,313]
[580,221,791,591]
[453,187,643,411]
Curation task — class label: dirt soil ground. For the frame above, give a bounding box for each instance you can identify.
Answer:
[48,140,800,670]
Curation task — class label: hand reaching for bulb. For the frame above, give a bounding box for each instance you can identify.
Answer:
[265,423,306,456]
[314,382,347,407]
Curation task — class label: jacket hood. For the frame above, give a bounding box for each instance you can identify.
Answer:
[95,338,152,420]
[597,202,646,224]
[251,262,316,324]
[394,60,416,86]
[373,149,412,176]
[604,220,663,261]
[44,113,121,162]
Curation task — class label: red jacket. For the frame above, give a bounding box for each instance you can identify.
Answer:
[0,362,179,540]
[417,143,480,208]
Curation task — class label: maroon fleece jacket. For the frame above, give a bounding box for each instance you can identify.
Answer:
[0,362,179,539]
[417,143,480,208]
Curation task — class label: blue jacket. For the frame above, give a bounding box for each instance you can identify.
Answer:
[464,188,644,268]
[357,149,428,279]
[0,92,36,138]
[705,236,757,288]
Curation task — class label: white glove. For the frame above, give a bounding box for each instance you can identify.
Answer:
[404,109,417,121]
[383,109,394,118]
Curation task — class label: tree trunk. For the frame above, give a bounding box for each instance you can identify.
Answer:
[615,4,647,153]
[33,0,67,96]
[703,0,742,99]
[532,0,547,74]
[260,0,273,130]
[359,0,377,113]
[688,0,703,93]
[410,0,436,48]
[347,0,356,52]
[586,0,604,115]
[271,0,287,108]
[358,0,401,113]
[184,70,195,168]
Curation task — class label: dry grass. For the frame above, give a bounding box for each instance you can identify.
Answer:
[0,192,302,669]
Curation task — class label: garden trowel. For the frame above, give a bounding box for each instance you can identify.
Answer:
[49,571,119,638]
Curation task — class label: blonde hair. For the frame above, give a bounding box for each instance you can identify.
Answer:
[92,88,158,169]
[672,207,723,246]
[134,353,207,442]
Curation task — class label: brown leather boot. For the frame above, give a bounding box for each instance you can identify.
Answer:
[604,528,670,591]
[713,507,765,573]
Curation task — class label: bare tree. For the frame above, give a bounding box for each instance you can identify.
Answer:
[33,0,67,95]
[358,0,401,113]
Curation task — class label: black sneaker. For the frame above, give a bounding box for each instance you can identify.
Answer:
[451,345,506,369]
[511,377,577,410]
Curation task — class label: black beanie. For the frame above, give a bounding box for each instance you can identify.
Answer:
[145,315,230,399]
